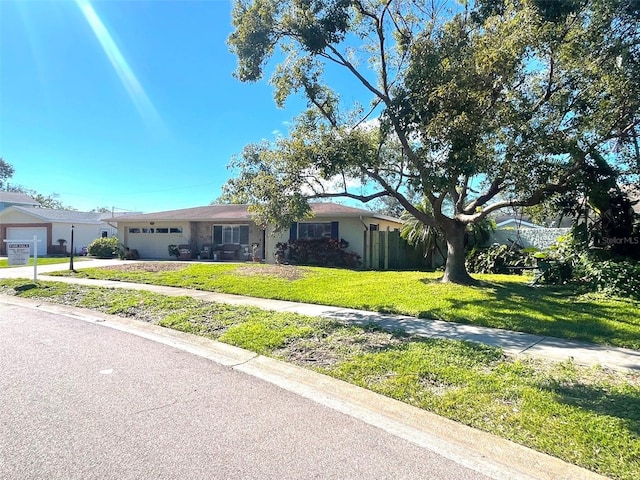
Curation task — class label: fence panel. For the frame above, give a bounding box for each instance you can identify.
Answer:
[368,229,426,270]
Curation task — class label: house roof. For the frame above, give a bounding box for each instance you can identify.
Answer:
[98,211,143,221]
[0,206,104,224]
[495,217,543,229]
[494,214,573,228]
[0,191,40,206]
[113,203,402,223]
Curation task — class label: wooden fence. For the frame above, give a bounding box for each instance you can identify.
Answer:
[364,228,440,270]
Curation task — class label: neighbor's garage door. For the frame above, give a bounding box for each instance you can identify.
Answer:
[7,227,47,256]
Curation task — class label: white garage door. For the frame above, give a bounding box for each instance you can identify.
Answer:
[7,227,47,256]
[126,233,186,259]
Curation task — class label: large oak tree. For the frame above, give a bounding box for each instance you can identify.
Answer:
[225,0,639,283]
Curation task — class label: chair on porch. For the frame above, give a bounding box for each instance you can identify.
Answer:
[199,244,213,259]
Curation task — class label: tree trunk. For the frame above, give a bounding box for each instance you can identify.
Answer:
[440,220,476,285]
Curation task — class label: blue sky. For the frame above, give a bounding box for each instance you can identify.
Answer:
[0,0,312,213]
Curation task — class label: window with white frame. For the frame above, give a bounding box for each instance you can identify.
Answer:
[213,225,249,245]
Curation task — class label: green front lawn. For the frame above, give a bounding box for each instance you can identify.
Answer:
[49,262,640,350]
[1,278,638,480]
[0,257,86,268]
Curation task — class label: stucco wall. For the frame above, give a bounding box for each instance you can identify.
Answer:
[264,216,402,264]
[490,227,571,250]
[116,216,402,263]
[52,223,104,255]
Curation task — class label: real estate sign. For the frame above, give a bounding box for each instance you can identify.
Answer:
[7,242,31,266]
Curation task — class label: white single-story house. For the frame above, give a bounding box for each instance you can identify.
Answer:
[0,206,119,256]
[114,203,403,265]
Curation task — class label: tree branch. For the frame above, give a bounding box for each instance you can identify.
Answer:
[463,176,505,214]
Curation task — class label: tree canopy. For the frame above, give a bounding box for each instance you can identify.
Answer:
[0,158,15,190]
[225,0,640,283]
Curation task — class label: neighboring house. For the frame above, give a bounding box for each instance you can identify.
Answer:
[495,217,544,229]
[0,191,40,211]
[114,203,403,265]
[490,215,571,250]
[0,206,118,256]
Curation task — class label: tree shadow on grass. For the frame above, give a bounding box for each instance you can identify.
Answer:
[417,277,640,350]
[543,380,640,436]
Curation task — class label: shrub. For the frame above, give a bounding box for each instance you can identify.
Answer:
[276,238,361,268]
[579,258,640,299]
[87,237,120,258]
[539,232,640,299]
[466,244,537,274]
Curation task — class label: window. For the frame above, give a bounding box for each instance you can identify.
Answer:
[298,222,332,239]
[142,228,154,233]
[101,230,109,238]
[155,227,169,233]
[170,227,182,233]
[213,224,249,245]
[128,228,141,234]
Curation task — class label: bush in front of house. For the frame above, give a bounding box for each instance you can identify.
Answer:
[87,237,120,258]
[466,244,538,274]
[540,233,640,298]
[276,238,361,268]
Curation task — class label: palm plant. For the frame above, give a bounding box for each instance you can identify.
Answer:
[400,200,445,263]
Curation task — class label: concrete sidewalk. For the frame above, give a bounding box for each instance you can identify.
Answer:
[1,258,639,373]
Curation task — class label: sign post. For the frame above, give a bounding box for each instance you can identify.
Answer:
[4,235,40,281]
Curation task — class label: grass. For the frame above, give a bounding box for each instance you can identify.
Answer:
[0,257,87,268]
[49,262,640,350]
[1,277,639,480]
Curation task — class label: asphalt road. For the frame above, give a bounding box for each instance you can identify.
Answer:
[0,303,489,480]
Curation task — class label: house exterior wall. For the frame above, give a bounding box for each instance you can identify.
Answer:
[116,214,402,265]
[264,216,402,265]
[0,221,104,256]
[0,208,121,256]
[52,223,104,255]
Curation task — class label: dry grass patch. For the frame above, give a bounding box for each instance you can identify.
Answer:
[274,327,407,368]
[99,262,186,273]
[234,264,307,280]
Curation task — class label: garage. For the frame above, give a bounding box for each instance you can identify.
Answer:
[7,227,47,256]
[124,228,187,259]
